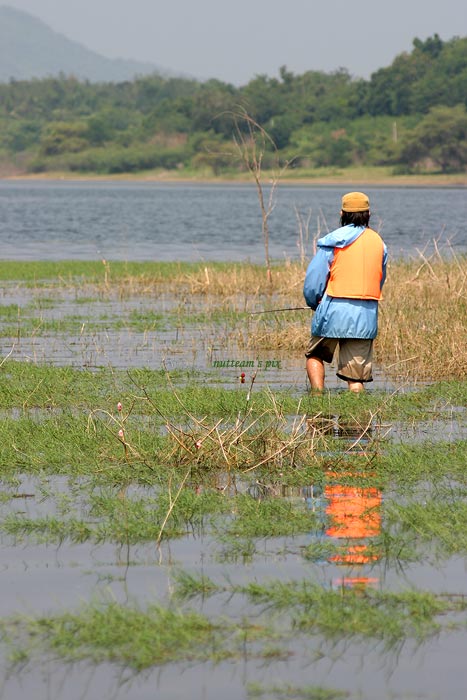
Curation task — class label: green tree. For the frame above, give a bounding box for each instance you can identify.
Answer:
[187,80,238,135]
[410,37,467,113]
[190,132,235,174]
[399,105,467,172]
[240,74,284,124]
[367,35,446,116]
[86,108,136,146]
[39,121,89,155]
[3,119,40,151]
[2,35,467,176]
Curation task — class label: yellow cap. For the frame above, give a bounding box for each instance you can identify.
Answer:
[342,191,370,212]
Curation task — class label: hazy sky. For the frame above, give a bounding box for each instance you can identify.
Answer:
[3,0,466,84]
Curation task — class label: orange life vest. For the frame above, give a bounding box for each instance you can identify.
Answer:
[326,228,384,300]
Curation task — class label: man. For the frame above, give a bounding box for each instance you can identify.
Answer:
[303,191,387,393]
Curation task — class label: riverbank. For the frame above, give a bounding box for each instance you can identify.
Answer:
[3,165,467,187]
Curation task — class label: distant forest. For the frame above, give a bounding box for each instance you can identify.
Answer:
[1,34,467,176]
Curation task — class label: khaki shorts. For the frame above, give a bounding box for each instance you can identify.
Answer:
[305,336,374,383]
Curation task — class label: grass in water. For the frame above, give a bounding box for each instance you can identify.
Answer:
[172,568,467,641]
[1,484,231,544]
[1,603,270,670]
[15,575,456,665]
[221,494,321,538]
[386,497,467,556]
[2,582,465,672]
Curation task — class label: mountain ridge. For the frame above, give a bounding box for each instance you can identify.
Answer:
[0,5,176,83]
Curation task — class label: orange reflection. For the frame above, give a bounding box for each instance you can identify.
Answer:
[325,483,381,564]
[325,474,382,591]
[336,576,379,590]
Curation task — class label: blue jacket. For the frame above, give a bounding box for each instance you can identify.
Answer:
[303,225,388,339]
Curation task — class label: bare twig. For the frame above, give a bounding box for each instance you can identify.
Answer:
[226,107,293,283]
[0,345,15,367]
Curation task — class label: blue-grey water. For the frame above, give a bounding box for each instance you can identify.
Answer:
[0,180,466,261]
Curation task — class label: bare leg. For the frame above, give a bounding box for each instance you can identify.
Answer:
[347,380,364,393]
[306,357,325,391]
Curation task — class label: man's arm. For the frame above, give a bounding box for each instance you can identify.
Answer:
[303,247,333,310]
[380,244,388,289]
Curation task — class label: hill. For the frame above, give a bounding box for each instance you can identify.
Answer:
[0,5,171,83]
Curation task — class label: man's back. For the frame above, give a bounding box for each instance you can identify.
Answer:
[326,227,385,300]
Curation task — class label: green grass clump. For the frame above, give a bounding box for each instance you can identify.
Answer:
[0,412,171,477]
[223,494,321,538]
[382,441,467,490]
[1,605,220,669]
[0,362,120,409]
[2,583,463,672]
[1,484,231,544]
[0,260,263,284]
[0,362,223,411]
[1,361,466,424]
[386,498,467,556]
[237,580,461,641]
[172,569,223,599]
[172,573,467,642]
[1,601,277,670]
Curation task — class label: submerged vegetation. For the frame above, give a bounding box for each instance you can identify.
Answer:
[3,583,466,670]
[0,256,466,696]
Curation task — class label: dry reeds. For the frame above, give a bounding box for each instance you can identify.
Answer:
[87,262,306,304]
[377,251,467,381]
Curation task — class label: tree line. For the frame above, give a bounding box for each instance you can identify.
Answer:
[1,34,467,175]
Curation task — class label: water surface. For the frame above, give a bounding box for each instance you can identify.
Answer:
[1,181,466,261]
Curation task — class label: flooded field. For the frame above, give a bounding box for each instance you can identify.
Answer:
[0,260,466,700]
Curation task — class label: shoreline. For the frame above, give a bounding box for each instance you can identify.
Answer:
[2,169,467,188]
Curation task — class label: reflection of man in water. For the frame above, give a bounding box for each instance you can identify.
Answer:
[325,481,381,566]
[303,192,388,392]
[304,416,382,586]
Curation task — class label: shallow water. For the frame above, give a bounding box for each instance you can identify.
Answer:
[2,513,467,699]
[1,282,397,392]
[3,628,467,700]
[1,258,467,698]
[1,390,466,700]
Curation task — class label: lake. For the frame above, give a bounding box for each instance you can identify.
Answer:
[0,180,466,261]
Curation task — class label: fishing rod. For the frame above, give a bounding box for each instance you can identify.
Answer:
[249,306,310,315]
